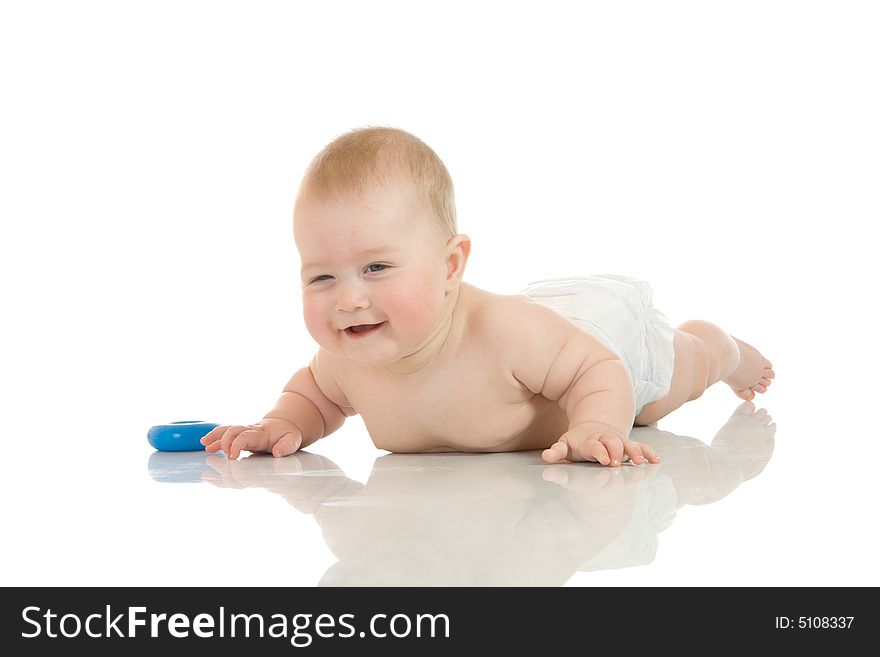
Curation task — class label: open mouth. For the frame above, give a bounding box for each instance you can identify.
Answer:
[344,322,385,338]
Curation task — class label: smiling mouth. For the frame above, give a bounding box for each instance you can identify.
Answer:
[344,322,384,337]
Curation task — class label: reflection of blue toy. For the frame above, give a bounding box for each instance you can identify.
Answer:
[148,451,211,483]
[148,421,219,452]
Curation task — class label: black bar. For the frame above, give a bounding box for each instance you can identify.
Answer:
[1,587,872,654]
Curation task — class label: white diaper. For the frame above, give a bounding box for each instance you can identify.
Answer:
[520,275,676,418]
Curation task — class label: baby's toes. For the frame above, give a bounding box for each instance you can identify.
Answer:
[736,388,756,401]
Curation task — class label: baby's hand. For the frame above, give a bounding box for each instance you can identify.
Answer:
[200,418,303,460]
[541,422,660,467]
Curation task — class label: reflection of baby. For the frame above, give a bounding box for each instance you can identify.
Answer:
[202,127,775,466]
[199,403,775,585]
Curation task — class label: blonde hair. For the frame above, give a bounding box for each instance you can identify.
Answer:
[296,126,457,239]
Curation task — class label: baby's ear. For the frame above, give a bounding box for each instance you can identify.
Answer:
[445,234,471,284]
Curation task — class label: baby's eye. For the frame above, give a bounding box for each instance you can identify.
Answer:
[310,275,332,283]
[365,263,388,274]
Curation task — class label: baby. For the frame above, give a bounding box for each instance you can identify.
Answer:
[202,127,775,467]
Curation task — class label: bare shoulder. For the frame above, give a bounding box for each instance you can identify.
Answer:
[468,287,568,342]
[472,286,617,399]
[309,348,357,416]
[465,285,569,362]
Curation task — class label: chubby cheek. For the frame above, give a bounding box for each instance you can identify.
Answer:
[301,297,334,344]
[384,279,445,340]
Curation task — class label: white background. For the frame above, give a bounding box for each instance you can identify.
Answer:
[1,0,878,586]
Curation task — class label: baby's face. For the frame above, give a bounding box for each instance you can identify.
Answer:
[294,183,451,367]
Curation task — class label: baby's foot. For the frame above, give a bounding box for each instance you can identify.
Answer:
[723,337,775,401]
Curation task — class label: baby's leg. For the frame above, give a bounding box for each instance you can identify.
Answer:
[634,320,774,426]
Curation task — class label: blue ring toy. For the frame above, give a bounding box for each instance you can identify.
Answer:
[148,421,220,452]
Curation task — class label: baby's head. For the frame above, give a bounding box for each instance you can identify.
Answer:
[293,126,471,368]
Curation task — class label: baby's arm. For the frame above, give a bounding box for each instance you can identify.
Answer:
[509,302,659,466]
[201,349,356,460]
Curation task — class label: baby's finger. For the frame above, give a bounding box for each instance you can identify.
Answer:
[582,438,611,466]
[272,432,302,458]
[205,440,225,454]
[228,429,264,461]
[204,426,228,453]
[200,426,226,447]
[541,439,571,464]
[220,426,247,457]
[639,443,661,463]
[596,434,623,466]
[623,440,645,465]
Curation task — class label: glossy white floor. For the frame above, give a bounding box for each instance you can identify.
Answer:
[5,353,876,588]
[2,2,878,587]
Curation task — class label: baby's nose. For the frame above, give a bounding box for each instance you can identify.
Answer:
[335,284,370,312]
